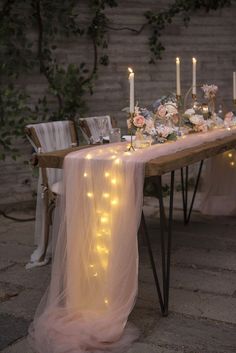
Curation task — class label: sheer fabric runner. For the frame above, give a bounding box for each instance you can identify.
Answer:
[26,121,73,268]
[200,152,236,215]
[29,128,236,353]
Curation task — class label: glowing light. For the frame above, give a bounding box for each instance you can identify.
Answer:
[104,172,110,178]
[111,198,119,206]
[83,172,88,177]
[102,193,110,198]
[96,232,102,237]
[101,216,109,224]
[96,245,109,254]
[87,192,93,198]
[128,67,133,73]
[110,155,116,159]
[111,178,117,185]
[104,298,109,304]
[114,158,120,165]
[101,259,108,269]
[230,161,235,166]
[228,153,233,158]
[93,272,98,277]
[227,127,231,131]
[86,154,92,159]
[89,264,94,268]
[124,151,131,156]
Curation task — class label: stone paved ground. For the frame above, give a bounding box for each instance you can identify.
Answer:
[0,197,236,353]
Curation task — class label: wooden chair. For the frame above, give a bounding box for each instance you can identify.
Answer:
[25,120,78,268]
[78,115,116,144]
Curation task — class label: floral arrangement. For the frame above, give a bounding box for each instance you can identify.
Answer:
[201,84,218,100]
[153,95,179,126]
[126,101,177,142]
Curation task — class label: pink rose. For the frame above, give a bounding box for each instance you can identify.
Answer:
[157,104,167,118]
[133,115,145,128]
[172,114,179,125]
[224,111,233,122]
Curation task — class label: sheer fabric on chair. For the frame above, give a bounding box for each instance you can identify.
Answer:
[200,151,236,215]
[25,121,78,269]
[79,115,113,144]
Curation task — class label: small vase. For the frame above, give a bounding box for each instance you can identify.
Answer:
[134,130,152,149]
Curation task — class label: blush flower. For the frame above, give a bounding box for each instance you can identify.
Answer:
[157,104,167,118]
[156,125,174,139]
[165,102,178,117]
[224,111,234,122]
[133,115,145,128]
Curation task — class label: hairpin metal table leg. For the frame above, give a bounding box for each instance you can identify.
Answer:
[181,161,204,224]
[140,171,175,316]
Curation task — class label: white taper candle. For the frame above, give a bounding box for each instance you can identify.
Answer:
[176,57,181,96]
[192,57,197,95]
[128,68,134,114]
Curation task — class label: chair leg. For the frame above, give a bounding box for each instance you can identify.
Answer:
[39,191,51,262]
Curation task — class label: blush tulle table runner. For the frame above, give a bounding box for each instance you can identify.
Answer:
[29,127,236,353]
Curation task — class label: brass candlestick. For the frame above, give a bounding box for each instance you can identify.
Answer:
[127,112,135,151]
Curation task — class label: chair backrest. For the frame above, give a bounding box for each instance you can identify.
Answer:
[78,115,113,144]
[25,120,78,188]
[25,120,78,153]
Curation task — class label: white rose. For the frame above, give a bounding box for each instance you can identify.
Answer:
[184,108,195,116]
[189,114,205,125]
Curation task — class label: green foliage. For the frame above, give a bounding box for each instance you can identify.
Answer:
[145,0,232,63]
[0,85,36,160]
[0,0,116,160]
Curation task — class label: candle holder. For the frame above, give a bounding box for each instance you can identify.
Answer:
[127,112,135,151]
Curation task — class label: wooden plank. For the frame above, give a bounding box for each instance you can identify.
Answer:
[37,131,236,176]
[145,133,236,176]
[37,144,97,169]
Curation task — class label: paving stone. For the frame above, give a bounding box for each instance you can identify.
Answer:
[146,312,236,353]
[170,288,236,324]
[0,264,50,291]
[0,243,32,266]
[0,282,22,302]
[0,289,45,320]
[0,221,34,247]
[172,247,236,272]
[0,314,30,351]
[139,263,236,296]
[0,338,34,353]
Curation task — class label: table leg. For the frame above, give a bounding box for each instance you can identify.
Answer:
[141,171,175,316]
[181,160,204,224]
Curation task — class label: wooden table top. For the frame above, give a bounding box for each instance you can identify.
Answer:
[37,129,236,177]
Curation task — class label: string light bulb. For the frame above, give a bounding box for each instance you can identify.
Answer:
[111,178,117,185]
[87,192,93,198]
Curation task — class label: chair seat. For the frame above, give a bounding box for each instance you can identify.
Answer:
[51,181,63,195]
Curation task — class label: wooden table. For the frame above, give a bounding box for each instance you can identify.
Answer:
[37,129,236,316]
[38,132,236,176]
